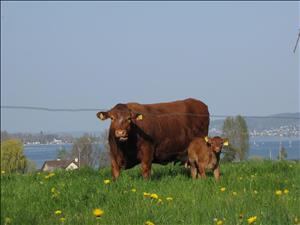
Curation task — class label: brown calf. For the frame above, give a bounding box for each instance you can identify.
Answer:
[187,136,228,180]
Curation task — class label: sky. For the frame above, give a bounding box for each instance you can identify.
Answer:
[1,1,299,133]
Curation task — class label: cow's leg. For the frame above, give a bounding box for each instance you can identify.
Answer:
[111,158,121,181]
[198,163,206,179]
[139,142,153,179]
[141,161,152,179]
[213,166,221,181]
[190,161,198,179]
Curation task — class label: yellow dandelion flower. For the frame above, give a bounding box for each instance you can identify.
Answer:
[232,192,237,196]
[131,188,137,192]
[55,210,62,215]
[216,219,224,225]
[145,220,155,225]
[157,198,163,204]
[143,192,151,197]
[220,187,226,192]
[93,208,104,218]
[4,217,12,224]
[103,179,110,185]
[150,193,159,199]
[59,217,66,222]
[247,216,257,224]
[275,190,282,196]
[283,189,289,194]
[48,172,55,177]
[166,197,173,201]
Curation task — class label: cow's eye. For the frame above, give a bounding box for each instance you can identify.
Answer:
[111,116,115,121]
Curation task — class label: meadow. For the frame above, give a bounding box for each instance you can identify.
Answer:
[1,160,300,225]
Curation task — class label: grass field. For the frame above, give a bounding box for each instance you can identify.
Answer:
[1,160,300,225]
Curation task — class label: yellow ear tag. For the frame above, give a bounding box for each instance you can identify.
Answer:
[223,140,229,146]
[204,136,209,143]
[136,114,143,121]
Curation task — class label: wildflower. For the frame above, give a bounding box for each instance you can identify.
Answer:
[295,217,300,225]
[275,190,282,196]
[239,176,243,180]
[232,192,237,196]
[143,192,151,197]
[157,199,163,204]
[55,210,62,215]
[150,193,159,199]
[103,179,110,185]
[1,170,5,174]
[253,190,258,194]
[283,189,289,194]
[59,217,66,222]
[145,220,155,225]
[93,208,104,218]
[247,216,257,224]
[39,181,44,185]
[4,217,11,224]
[131,188,137,193]
[51,187,56,193]
[166,197,173,201]
[216,219,224,225]
[220,187,226,192]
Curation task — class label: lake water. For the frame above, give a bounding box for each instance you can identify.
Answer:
[24,137,300,169]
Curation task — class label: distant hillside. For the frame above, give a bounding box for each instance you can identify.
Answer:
[210,112,300,131]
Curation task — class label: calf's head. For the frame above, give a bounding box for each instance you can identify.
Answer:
[96,104,143,142]
[204,136,229,153]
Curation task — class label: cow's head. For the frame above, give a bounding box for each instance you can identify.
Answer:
[204,136,229,153]
[96,104,143,142]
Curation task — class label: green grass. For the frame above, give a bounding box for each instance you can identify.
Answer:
[1,161,300,225]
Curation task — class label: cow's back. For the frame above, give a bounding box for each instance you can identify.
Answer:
[127,98,209,163]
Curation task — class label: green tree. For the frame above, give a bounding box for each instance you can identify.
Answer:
[222,115,249,162]
[277,145,287,160]
[70,134,100,168]
[1,139,27,173]
[56,147,70,160]
[98,129,110,168]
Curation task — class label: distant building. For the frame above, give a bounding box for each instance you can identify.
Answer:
[41,158,79,172]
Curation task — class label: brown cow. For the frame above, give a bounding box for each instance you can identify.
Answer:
[96,98,209,180]
[187,136,228,180]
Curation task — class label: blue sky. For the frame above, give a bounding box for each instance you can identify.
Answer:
[1,1,299,133]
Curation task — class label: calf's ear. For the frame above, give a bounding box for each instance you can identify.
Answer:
[223,139,229,146]
[97,112,109,120]
[204,136,210,143]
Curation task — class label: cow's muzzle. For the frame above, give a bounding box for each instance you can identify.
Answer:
[115,129,128,141]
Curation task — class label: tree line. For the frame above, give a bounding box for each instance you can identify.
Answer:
[1,115,288,174]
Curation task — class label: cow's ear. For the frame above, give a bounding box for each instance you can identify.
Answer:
[223,139,229,146]
[97,112,109,120]
[132,112,143,121]
[136,113,143,121]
